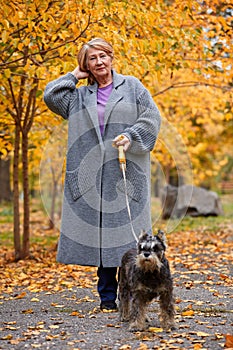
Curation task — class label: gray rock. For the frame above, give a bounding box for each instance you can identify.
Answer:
[160,184,223,219]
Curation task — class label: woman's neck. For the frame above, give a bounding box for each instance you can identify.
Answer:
[97,74,113,88]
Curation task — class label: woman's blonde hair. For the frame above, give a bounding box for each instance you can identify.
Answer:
[78,38,114,85]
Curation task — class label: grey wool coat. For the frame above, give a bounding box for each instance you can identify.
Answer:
[44,70,161,267]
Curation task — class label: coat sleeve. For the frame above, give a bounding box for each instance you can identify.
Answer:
[43,73,78,119]
[122,87,161,154]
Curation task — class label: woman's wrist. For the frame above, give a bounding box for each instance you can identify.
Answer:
[71,70,79,80]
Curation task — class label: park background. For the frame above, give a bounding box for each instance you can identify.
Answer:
[0,1,232,349]
[0,0,233,260]
[1,0,232,258]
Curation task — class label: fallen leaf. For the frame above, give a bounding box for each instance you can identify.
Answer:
[30,297,40,302]
[9,339,22,345]
[22,309,34,314]
[46,334,59,340]
[70,311,85,317]
[193,344,203,349]
[196,331,210,337]
[181,309,195,316]
[148,327,163,333]
[136,343,149,349]
[5,326,19,330]
[225,334,233,348]
[51,303,65,308]
[15,291,27,299]
[215,333,224,340]
[1,334,13,340]
[49,325,60,329]
[175,298,183,304]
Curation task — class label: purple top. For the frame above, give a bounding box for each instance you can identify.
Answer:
[97,83,113,136]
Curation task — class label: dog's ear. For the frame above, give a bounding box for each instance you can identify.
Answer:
[156,230,167,248]
[139,229,148,241]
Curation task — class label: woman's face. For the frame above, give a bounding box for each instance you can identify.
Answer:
[87,47,112,82]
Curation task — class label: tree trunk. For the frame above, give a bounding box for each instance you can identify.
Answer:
[22,132,30,259]
[0,157,12,202]
[20,76,38,259]
[13,123,21,261]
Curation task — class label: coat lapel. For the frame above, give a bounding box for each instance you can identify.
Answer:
[83,84,103,144]
[104,71,125,133]
[104,89,124,131]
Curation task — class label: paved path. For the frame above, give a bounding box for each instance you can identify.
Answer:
[1,226,232,349]
[0,270,232,349]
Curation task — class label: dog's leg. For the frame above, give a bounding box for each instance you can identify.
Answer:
[118,269,131,322]
[159,290,176,331]
[129,295,147,331]
[119,287,131,322]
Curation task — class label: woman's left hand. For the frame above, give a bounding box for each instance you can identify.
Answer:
[112,135,130,152]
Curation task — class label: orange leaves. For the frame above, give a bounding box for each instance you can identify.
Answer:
[15,291,27,299]
[181,309,195,317]
[148,327,163,333]
[0,0,232,205]
[0,0,216,80]
[165,224,233,347]
[69,311,85,317]
[0,248,96,296]
[225,334,233,348]
[22,309,34,314]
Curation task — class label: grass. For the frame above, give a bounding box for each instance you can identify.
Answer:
[173,214,231,232]
[0,206,13,223]
[0,227,59,249]
[151,193,233,233]
[0,231,14,247]
[0,198,59,249]
[0,194,232,249]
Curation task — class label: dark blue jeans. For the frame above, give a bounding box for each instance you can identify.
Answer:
[97,266,118,302]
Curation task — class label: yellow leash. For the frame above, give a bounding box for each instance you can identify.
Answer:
[118,145,139,244]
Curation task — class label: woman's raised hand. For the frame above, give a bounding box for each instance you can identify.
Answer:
[72,66,89,80]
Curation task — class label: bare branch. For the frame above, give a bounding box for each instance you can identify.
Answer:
[6,106,17,120]
[153,81,232,96]
[27,80,38,133]
[7,79,19,123]
[23,78,38,134]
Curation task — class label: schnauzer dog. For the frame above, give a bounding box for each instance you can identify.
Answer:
[119,230,175,331]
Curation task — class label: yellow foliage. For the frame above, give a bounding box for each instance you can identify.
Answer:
[0,0,232,188]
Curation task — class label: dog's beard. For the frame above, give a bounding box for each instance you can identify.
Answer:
[136,253,162,272]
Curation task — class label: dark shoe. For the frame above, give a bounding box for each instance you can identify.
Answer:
[100,301,118,311]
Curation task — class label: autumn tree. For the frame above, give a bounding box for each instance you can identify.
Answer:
[151,0,233,187]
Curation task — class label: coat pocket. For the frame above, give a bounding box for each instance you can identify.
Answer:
[116,163,147,202]
[66,167,94,201]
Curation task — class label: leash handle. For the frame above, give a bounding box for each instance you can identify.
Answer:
[118,145,126,171]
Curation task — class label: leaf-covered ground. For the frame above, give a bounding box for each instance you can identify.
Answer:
[0,204,233,349]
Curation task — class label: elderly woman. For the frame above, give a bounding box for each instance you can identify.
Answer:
[44,38,161,311]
